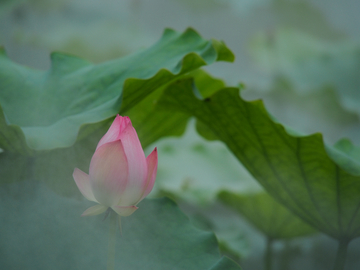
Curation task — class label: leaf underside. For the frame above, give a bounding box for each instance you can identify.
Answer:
[154,78,360,241]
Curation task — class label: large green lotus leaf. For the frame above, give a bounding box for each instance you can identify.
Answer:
[0,28,234,153]
[250,28,360,115]
[218,191,317,239]
[156,78,360,241]
[0,181,241,270]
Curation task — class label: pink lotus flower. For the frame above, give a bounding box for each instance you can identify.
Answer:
[73,115,158,217]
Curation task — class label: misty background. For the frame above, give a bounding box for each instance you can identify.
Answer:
[1,0,360,269]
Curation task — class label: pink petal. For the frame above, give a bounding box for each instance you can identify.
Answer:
[73,168,97,202]
[89,140,129,207]
[96,115,131,150]
[137,147,158,204]
[116,122,148,206]
[111,205,138,217]
[81,204,108,216]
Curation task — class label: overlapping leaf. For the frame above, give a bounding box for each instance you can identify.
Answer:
[155,78,360,241]
[0,29,233,196]
[128,66,229,149]
[0,28,234,152]
[0,180,241,270]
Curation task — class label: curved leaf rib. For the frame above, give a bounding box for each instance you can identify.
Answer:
[295,138,337,234]
[244,104,325,231]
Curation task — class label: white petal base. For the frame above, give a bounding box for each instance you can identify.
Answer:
[111,205,138,216]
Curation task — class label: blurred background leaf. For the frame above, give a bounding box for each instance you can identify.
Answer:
[250,28,360,117]
[218,191,317,239]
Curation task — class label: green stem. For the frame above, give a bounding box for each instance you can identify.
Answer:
[264,237,273,270]
[107,210,117,270]
[333,239,350,270]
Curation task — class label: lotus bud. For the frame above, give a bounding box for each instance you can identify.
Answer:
[73,115,158,217]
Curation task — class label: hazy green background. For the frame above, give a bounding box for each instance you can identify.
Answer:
[1,0,360,269]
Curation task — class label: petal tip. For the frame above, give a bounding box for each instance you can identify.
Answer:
[72,167,81,176]
[81,205,108,216]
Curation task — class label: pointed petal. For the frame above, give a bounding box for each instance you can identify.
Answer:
[137,147,158,204]
[111,205,138,217]
[96,115,131,150]
[73,168,97,202]
[81,204,108,216]
[89,141,129,206]
[117,122,147,205]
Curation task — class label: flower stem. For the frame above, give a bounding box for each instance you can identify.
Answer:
[107,210,117,270]
[264,237,273,270]
[333,239,350,270]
